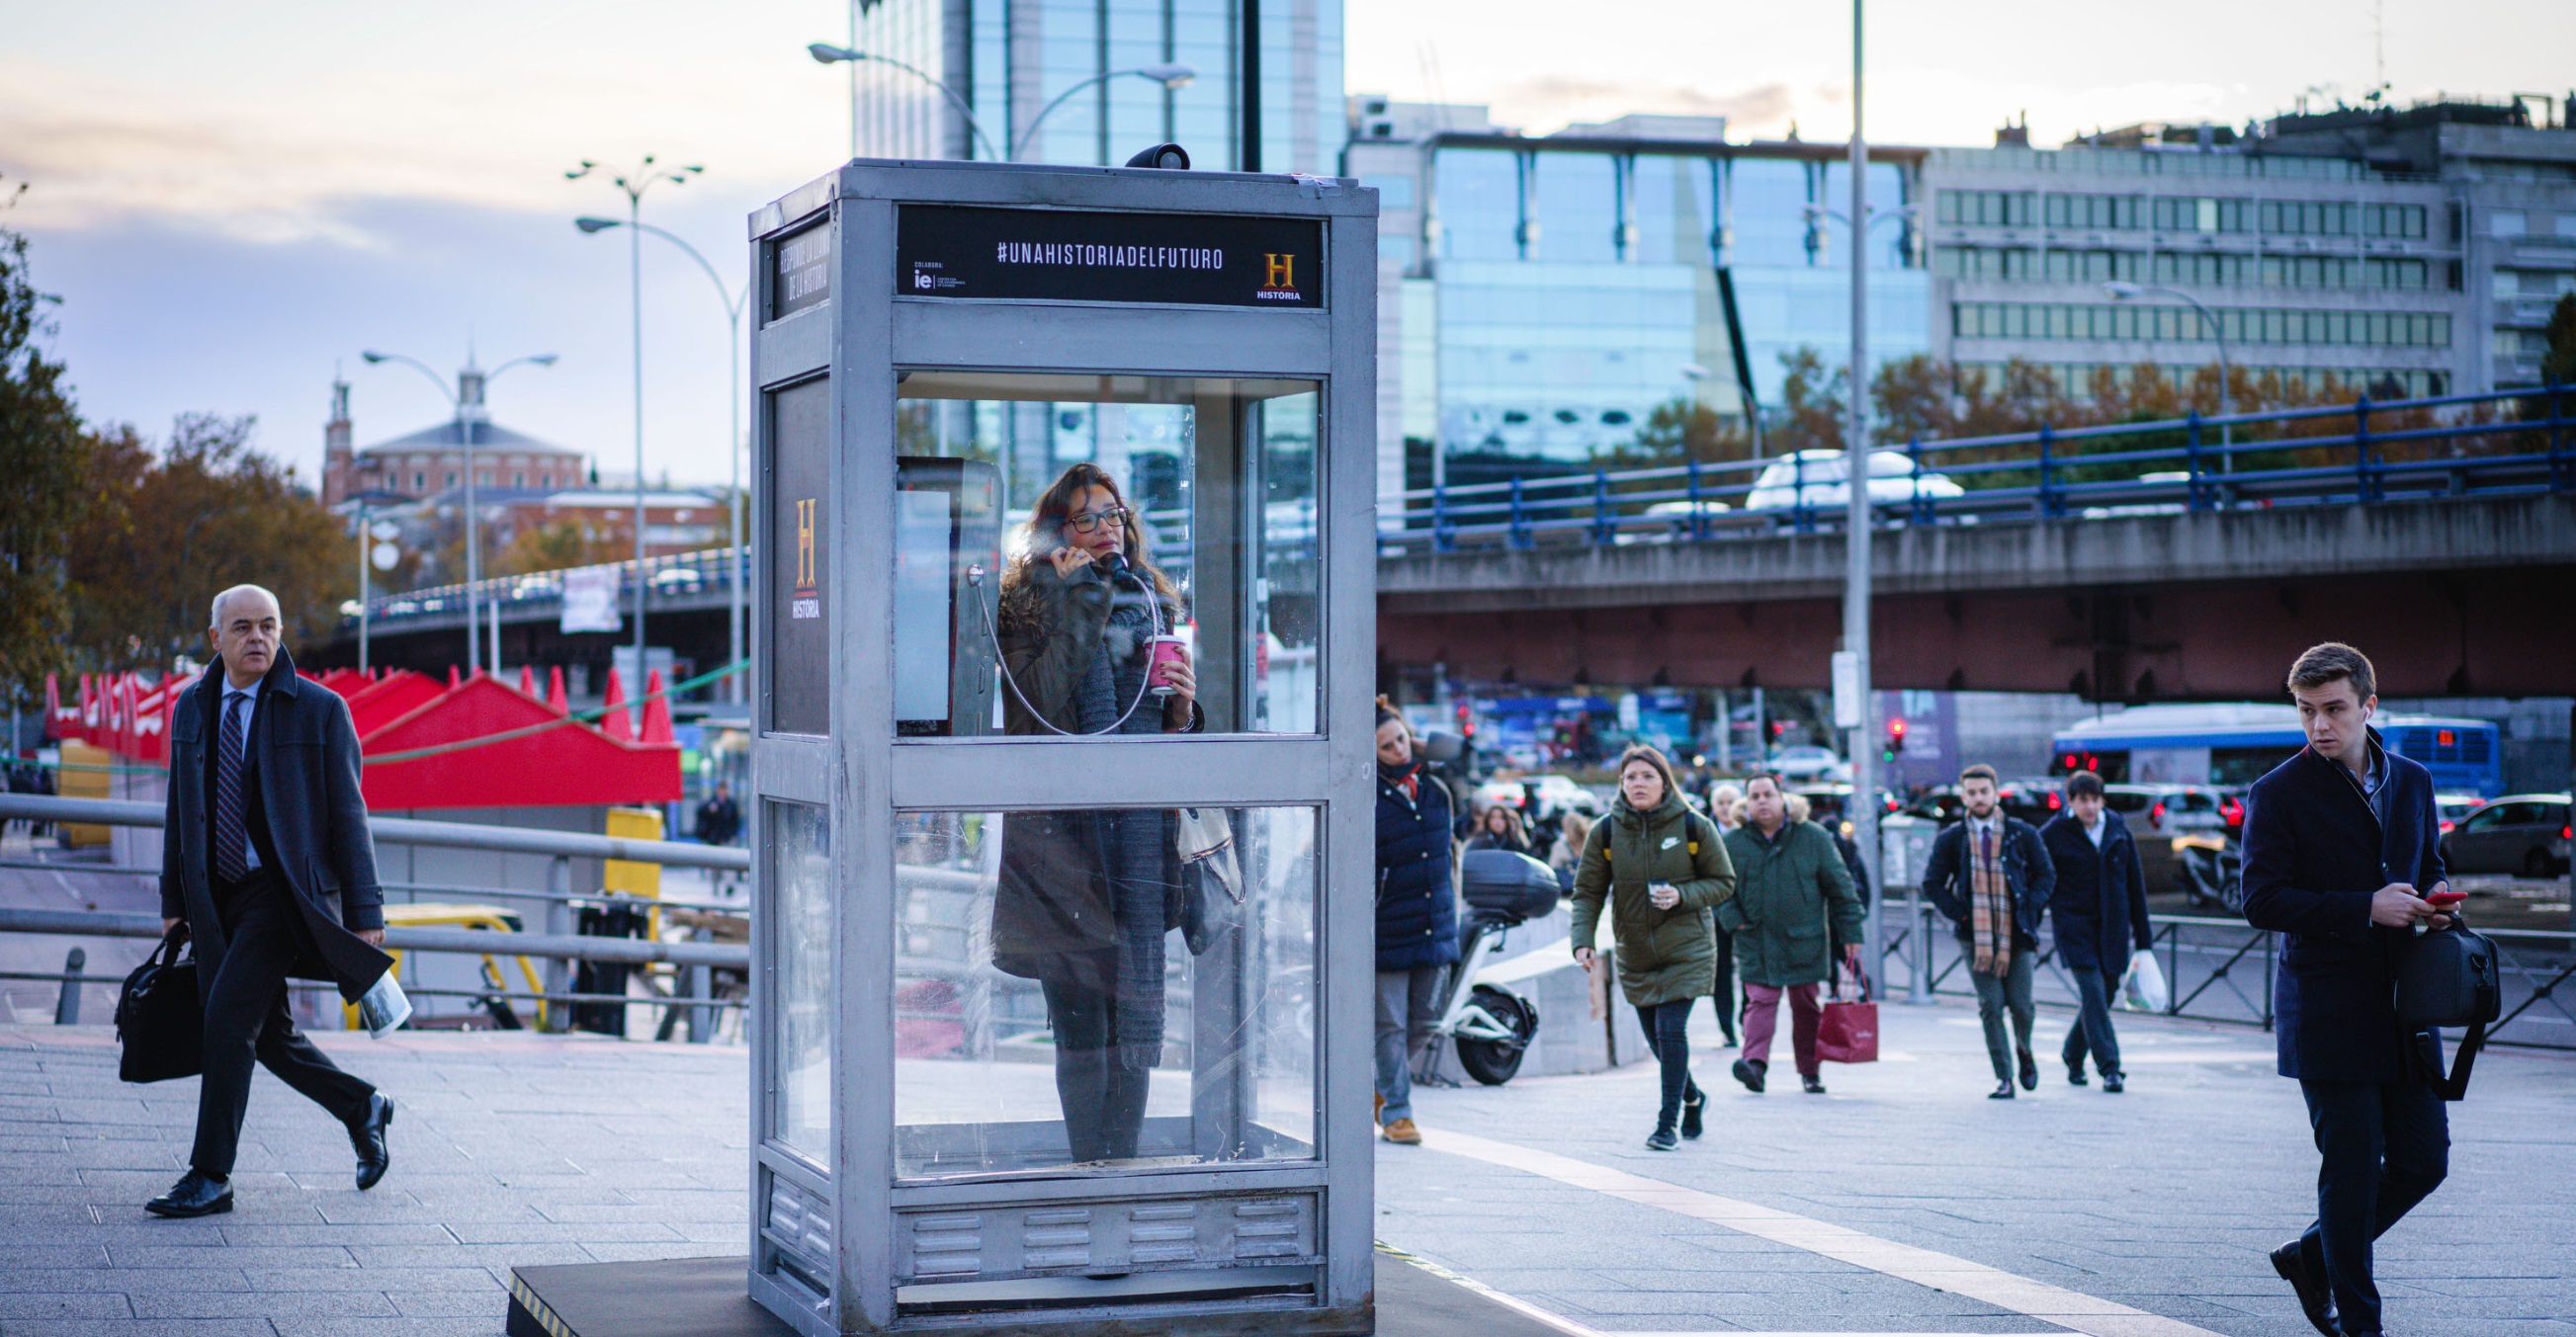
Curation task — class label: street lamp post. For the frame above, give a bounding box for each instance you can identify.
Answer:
[576,216,749,705]
[2105,281,2234,462]
[1843,0,1886,988]
[568,157,701,706]
[805,42,1190,162]
[359,350,556,676]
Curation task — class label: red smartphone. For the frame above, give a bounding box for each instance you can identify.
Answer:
[2426,891,2466,909]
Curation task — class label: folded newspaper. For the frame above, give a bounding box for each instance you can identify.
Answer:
[356,969,412,1039]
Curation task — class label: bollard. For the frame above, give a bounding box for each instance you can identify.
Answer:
[686,926,714,1045]
[543,856,571,1033]
[54,947,85,1025]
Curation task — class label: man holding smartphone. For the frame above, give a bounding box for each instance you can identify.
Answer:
[2243,642,2453,1337]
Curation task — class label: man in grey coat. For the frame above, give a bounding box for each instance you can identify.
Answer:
[148,585,397,1217]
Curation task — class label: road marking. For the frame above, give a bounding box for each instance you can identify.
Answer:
[1417,1127,2228,1337]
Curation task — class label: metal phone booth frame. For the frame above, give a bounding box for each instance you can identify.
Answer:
[744,161,1378,1337]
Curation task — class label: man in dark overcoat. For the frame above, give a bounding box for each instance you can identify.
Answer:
[2242,643,2453,1337]
[2039,769,2152,1092]
[147,585,396,1217]
[1923,764,2055,1099]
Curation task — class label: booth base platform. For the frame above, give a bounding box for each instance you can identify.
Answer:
[505,1250,1569,1337]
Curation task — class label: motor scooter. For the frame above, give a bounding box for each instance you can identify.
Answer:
[1415,849,1556,1085]
[2173,833,2244,914]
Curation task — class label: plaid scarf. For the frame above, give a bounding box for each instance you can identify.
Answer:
[1968,821,2014,977]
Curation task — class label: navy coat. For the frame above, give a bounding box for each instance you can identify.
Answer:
[1922,816,2054,948]
[2039,812,2152,972]
[160,651,394,1003]
[2241,732,2446,1083]
[1375,765,1462,972]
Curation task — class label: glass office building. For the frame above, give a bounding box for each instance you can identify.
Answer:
[850,0,1342,175]
[1344,101,1931,496]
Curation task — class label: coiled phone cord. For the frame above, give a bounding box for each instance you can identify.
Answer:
[967,557,1163,737]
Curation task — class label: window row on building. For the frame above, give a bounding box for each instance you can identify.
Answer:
[1953,300,2452,348]
[1935,245,2436,291]
[1937,190,2432,239]
[1957,361,2449,401]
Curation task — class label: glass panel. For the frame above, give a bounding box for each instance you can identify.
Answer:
[891,804,1319,1182]
[893,372,1321,737]
[769,800,832,1163]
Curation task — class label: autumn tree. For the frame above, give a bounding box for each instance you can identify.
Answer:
[1766,348,1848,457]
[498,516,628,576]
[0,179,97,700]
[2543,292,2576,393]
[67,414,353,672]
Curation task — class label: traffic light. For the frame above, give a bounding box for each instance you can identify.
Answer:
[1881,716,1908,763]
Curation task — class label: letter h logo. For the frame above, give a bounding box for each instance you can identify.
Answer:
[1263,253,1296,290]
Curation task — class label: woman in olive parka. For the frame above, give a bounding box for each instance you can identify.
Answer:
[1571,745,1737,1150]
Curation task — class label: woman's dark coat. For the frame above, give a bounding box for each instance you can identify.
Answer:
[1718,819,1863,989]
[987,557,1192,1030]
[1570,794,1734,1006]
[159,651,394,1004]
[2242,732,2446,1084]
[1375,764,1462,973]
[2039,811,2152,972]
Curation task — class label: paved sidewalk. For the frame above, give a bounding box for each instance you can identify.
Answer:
[0,1000,2568,1336]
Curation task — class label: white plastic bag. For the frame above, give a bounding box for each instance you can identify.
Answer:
[2120,949,2170,1014]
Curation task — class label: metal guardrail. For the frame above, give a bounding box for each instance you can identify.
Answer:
[1876,900,2576,1051]
[1377,384,2571,555]
[0,793,747,1040]
[0,794,749,872]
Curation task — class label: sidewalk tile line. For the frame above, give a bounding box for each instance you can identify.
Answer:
[1415,1127,2229,1337]
[1376,1242,1607,1337]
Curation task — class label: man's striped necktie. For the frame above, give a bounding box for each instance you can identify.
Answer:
[215,692,249,884]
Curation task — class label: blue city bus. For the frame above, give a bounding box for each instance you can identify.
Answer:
[2050,704,2504,798]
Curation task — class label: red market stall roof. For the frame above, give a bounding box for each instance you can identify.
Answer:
[42,666,680,810]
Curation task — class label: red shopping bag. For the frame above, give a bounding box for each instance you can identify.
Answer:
[1815,964,1878,1064]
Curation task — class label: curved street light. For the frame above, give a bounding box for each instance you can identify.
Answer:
[576,216,750,706]
[806,42,1191,163]
[358,349,556,674]
[2104,280,2235,461]
[567,156,700,688]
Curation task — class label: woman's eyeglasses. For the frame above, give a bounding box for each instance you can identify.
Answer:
[1061,506,1129,535]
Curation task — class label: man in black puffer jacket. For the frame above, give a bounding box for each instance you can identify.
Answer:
[1373,700,1461,1145]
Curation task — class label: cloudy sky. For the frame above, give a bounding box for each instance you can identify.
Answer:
[6,0,2567,490]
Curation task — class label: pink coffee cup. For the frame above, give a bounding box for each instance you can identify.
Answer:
[1148,635,1189,696]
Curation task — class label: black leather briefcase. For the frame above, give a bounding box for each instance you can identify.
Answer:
[115,927,203,1084]
[2395,917,2502,1101]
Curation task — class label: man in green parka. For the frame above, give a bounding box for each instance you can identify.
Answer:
[1719,773,1863,1095]
[1571,745,1736,1150]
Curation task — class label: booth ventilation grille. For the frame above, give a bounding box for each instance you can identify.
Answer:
[897,1195,1321,1281]
[765,1175,833,1293]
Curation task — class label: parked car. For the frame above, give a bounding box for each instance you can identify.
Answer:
[2435,793,2488,836]
[1742,450,1967,516]
[2441,794,2571,878]
[1471,779,1527,814]
[2104,783,2222,895]
[1522,775,1600,819]
[1769,745,1849,782]
[1614,498,1737,544]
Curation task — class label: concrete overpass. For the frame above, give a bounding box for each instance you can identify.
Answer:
[1378,493,2576,701]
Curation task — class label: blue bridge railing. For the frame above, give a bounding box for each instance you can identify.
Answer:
[1378,383,2571,555]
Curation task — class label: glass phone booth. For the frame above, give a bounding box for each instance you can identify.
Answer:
[745,161,1377,1336]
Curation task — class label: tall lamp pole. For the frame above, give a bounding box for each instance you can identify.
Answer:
[806,43,1189,161]
[2105,281,2235,464]
[576,216,748,704]
[1843,0,1885,985]
[568,157,701,703]
[360,350,556,675]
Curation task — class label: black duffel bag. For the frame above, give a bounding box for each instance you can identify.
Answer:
[2395,917,2501,1102]
[1460,849,1561,925]
[116,927,203,1084]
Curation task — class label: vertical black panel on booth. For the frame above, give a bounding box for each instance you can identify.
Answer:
[767,377,831,737]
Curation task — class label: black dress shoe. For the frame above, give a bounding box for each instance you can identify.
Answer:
[2067,1064,2090,1087]
[1731,1058,1766,1094]
[1801,1072,1827,1095]
[2016,1047,2039,1091]
[2102,1072,2126,1094]
[146,1169,233,1217]
[1989,1080,2016,1100]
[2271,1239,2338,1337]
[349,1094,394,1191]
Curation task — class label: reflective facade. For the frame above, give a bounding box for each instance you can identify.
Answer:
[853,0,1342,175]
[1343,101,1931,495]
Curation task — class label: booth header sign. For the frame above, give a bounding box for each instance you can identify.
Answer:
[897,206,1323,308]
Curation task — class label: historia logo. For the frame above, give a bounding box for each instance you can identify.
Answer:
[1257,252,1301,301]
[791,498,820,620]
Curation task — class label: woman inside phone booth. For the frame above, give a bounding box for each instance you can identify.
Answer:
[987,461,1202,1164]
